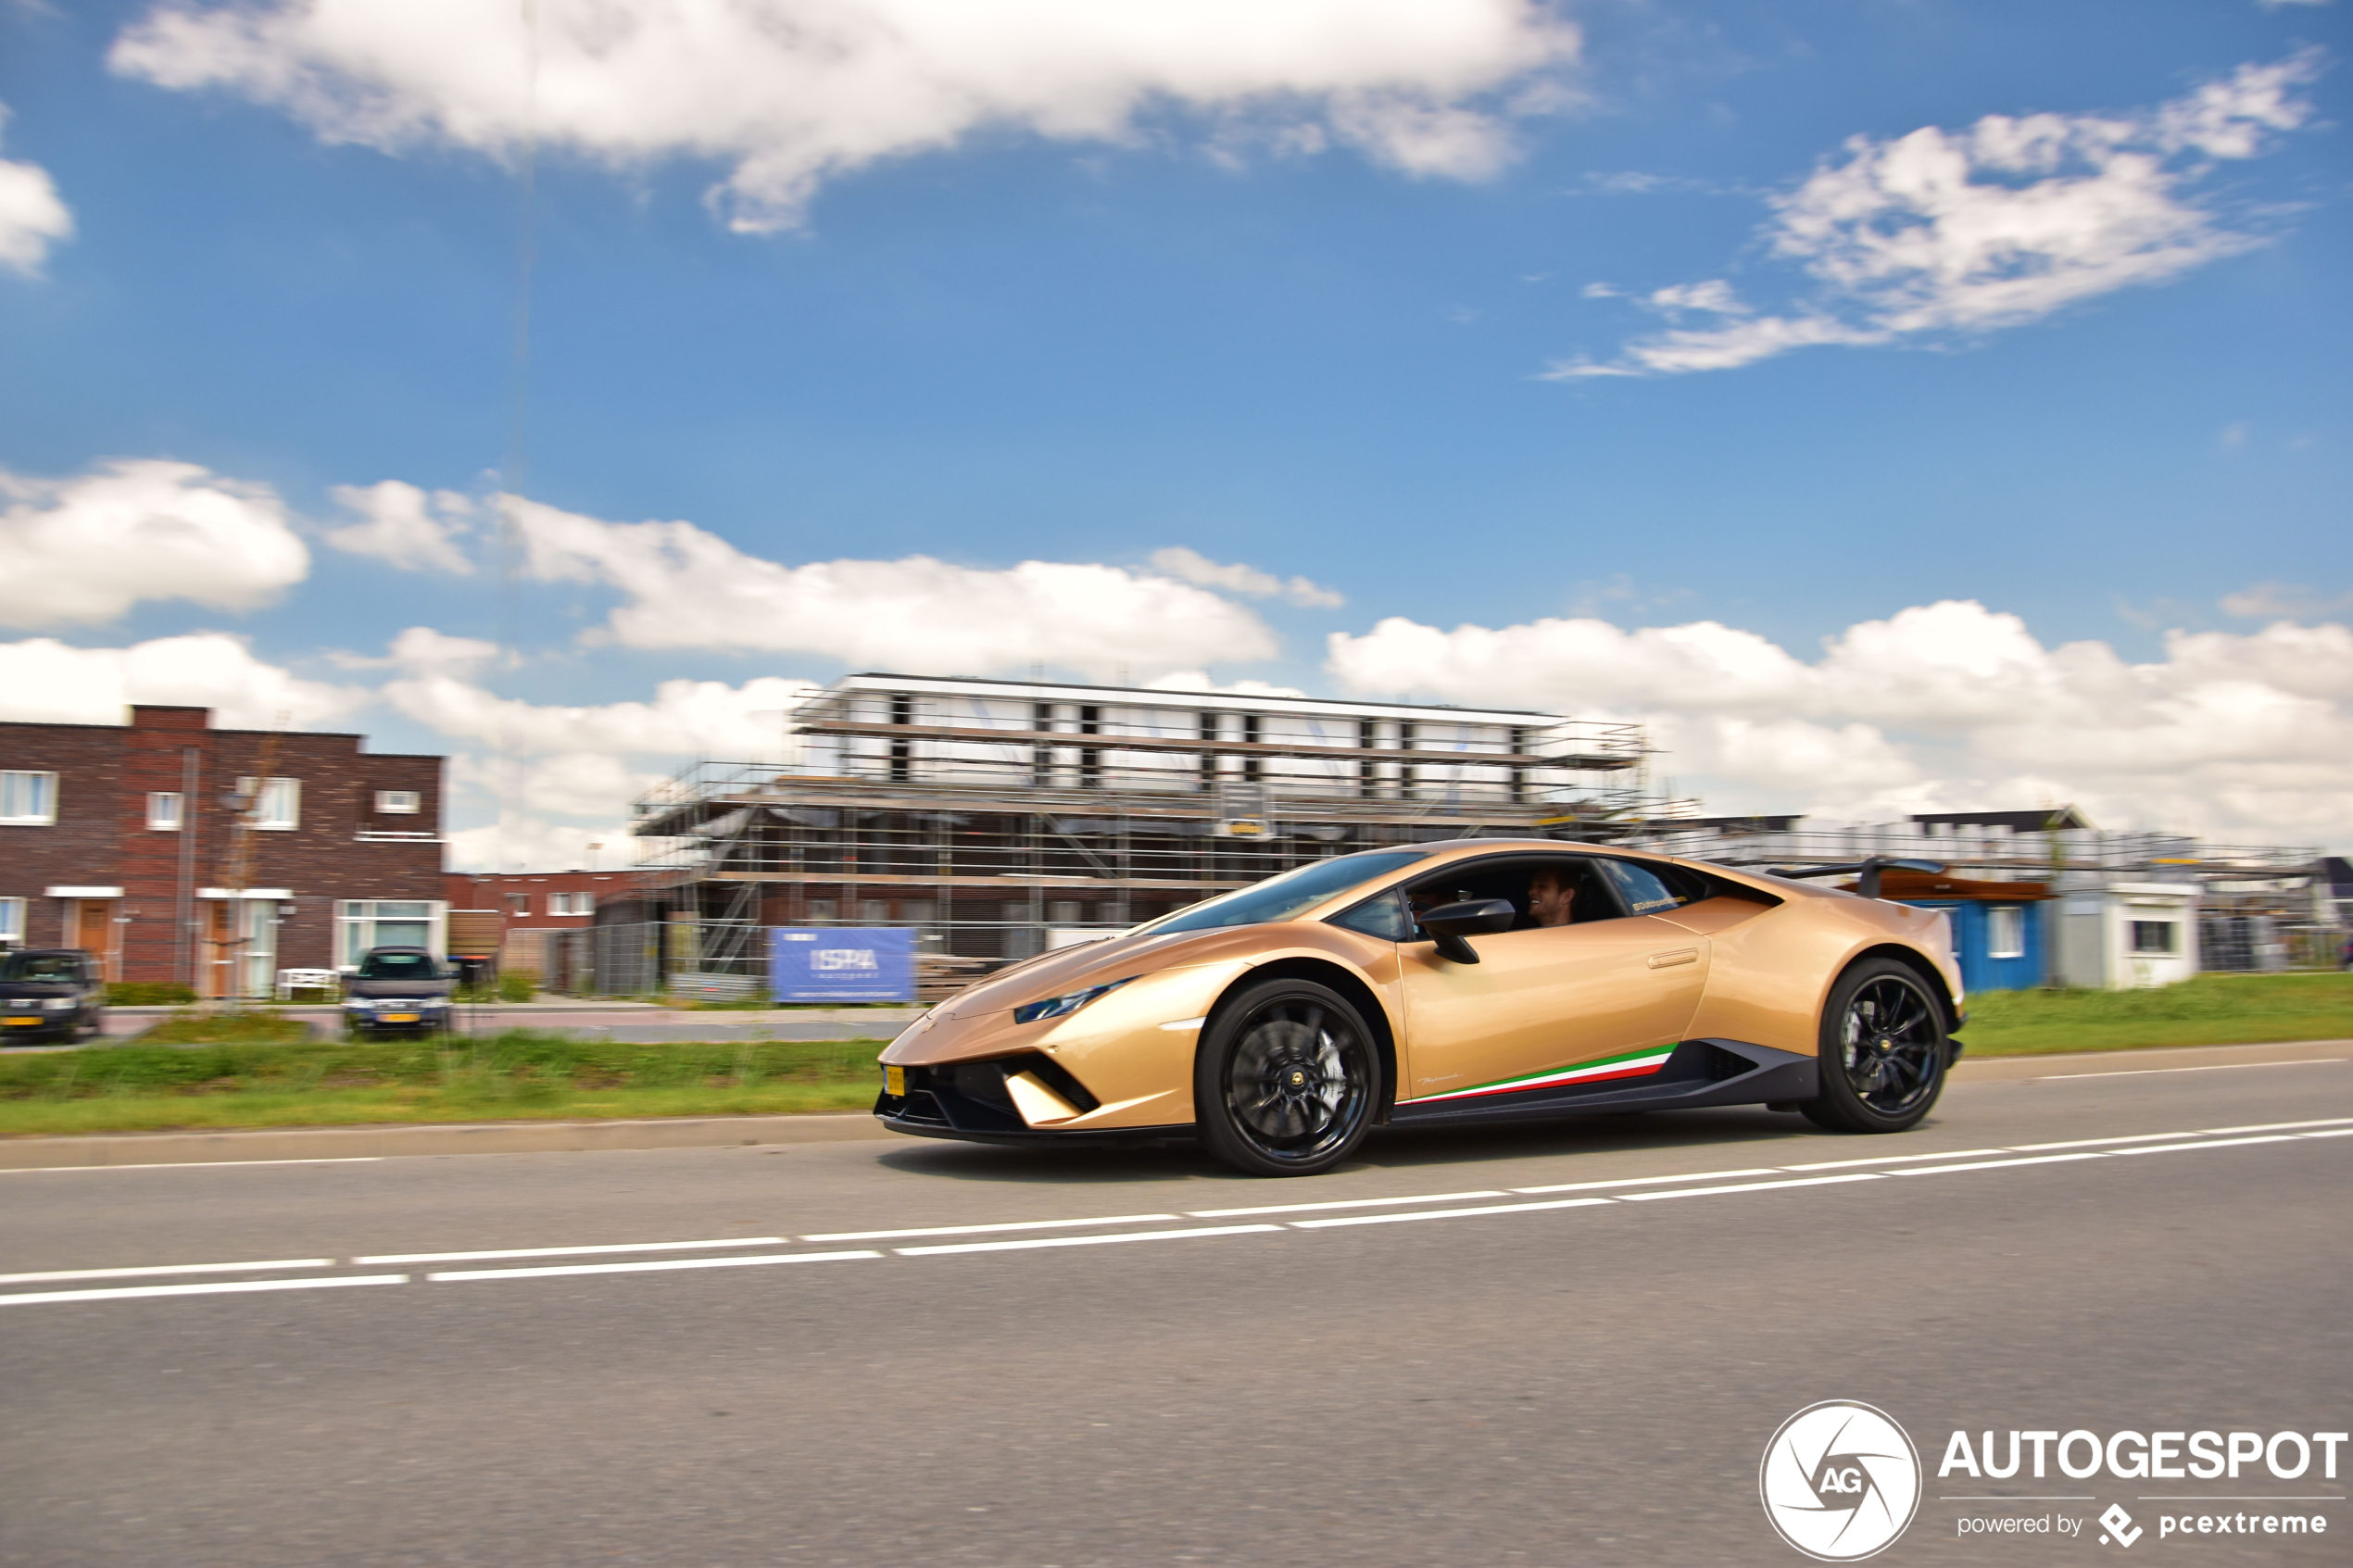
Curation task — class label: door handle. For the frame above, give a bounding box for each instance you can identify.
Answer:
[1646,948,1699,969]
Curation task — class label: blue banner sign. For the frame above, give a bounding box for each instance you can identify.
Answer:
[769,927,915,1004]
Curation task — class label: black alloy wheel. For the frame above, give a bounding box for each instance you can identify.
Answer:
[1802,958,1949,1134]
[1195,978,1378,1177]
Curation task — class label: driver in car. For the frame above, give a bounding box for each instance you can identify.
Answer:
[1528,864,1578,928]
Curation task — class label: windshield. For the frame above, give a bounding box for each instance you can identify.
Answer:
[358,950,444,981]
[0,953,82,984]
[1142,851,1430,935]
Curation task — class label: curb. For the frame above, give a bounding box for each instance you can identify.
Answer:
[0,1111,895,1169]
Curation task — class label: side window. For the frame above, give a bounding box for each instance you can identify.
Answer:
[1594,858,1697,917]
[1398,856,1628,933]
[1328,889,1414,942]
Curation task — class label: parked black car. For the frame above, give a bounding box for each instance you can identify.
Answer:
[341,947,456,1035]
[1,949,106,1044]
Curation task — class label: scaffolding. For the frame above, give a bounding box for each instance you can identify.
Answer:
[610,673,1694,990]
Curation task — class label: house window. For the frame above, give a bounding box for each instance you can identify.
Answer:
[1986,905,2025,960]
[375,790,422,815]
[238,776,301,830]
[0,896,24,944]
[336,900,443,966]
[147,792,185,831]
[0,771,57,824]
[508,894,531,916]
[548,892,594,916]
[2130,921,2178,955]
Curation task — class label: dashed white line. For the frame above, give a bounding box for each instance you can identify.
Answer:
[0,1158,385,1174]
[2108,1135,2301,1157]
[2032,1058,2344,1080]
[1189,1189,1507,1218]
[898,1224,1280,1257]
[0,1273,408,1307]
[1618,1173,1886,1202]
[427,1250,880,1282]
[1892,1153,2111,1177]
[802,1212,1182,1242]
[0,1258,334,1286]
[357,1237,788,1265]
[1779,1149,2010,1171]
[1510,1168,1783,1194]
[2008,1132,2212,1151]
[2196,1117,2353,1135]
[1292,1197,1615,1229]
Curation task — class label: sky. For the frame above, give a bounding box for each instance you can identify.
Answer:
[0,0,2347,869]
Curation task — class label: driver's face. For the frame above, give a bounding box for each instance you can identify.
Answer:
[1528,871,1575,927]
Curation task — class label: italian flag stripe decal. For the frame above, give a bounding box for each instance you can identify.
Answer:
[1412,1045,1677,1104]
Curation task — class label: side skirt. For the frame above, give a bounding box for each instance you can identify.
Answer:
[1388,1039,1817,1128]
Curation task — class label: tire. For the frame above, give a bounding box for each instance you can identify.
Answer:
[1195,978,1378,1177]
[1801,959,1949,1134]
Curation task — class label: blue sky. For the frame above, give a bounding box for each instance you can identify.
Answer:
[1,0,2347,864]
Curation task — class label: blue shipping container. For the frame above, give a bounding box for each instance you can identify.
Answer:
[1898,899,2045,994]
[770,928,916,1003]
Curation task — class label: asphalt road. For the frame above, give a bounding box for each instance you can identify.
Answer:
[3,1052,2347,1566]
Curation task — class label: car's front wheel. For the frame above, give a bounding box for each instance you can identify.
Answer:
[1802,959,1949,1134]
[1195,979,1378,1177]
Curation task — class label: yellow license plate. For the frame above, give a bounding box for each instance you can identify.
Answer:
[381,1012,420,1023]
[885,1065,905,1097]
[4,1017,40,1026]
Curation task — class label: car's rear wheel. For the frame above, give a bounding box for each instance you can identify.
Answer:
[1195,979,1378,1177]
[1802,959,1948,1134]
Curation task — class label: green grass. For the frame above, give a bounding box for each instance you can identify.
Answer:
[0,1030,887,1136]
[1960,972,2353,1056]
[132,1010,314,1046]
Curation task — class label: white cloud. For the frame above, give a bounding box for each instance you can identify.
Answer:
[323,480,474,574]
[1148,546,1345,608]
[1556,51,2325,377]
[1327,600,2353,847]
[0,459,311,628]
[2221,582,2353,621]
[111,0,1577,230]
[510,495,1280,678]
[0,633,363,728]
[0,102,73,276]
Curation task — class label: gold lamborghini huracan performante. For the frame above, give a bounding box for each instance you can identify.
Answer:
[875,841,1964,1177]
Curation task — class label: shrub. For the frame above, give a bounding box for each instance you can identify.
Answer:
[496,970,535,1003]
[104,982,198,1006]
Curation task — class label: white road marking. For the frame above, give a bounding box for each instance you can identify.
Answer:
[898,1224,1280,1257]
[1618,1173,1886,1201]
[802,1212,1182,1242]
[2007,1132,2211,1151]
[0,1273,407,1307]
[0,1258,333,1286]
[2197,1117,2353,1135]
[1771,1149,2012,1171]
[1510,1167,1783,1193]
[2109,1135,2301,1156]
[1291,1197,1616,1229]
[357,1237,788,1264]
[1189,1189,1508,1217]
[2032,1058,2344,1080]
[0,1158,385,1174]
[1892,1153,2111,1177]
[427,1250,881,1282]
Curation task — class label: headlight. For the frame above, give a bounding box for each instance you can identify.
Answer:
[45,997,74,1011]
[1013,978,1132,1025]
[344,1001,370,1011]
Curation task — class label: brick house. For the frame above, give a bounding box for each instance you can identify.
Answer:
[442,869,637,980]
[0,706,445,995]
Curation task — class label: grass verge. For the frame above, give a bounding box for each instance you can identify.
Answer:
[1958,972,2353,1056]
[0,1030,886,1136]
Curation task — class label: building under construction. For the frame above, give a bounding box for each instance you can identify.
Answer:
[592,672,1689,995]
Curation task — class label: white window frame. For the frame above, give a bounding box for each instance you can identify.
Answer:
[2129,920,2178,956]
[375,790,422,815]
[548,892,594,916]
[235,776,301,831]
[0,896,25,944]
[1986,904,2025,960]
[147,791,185,831]
[334,899,449,967]
[1,771,57,825]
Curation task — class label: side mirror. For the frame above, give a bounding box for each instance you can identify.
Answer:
[1416,898,1517,964]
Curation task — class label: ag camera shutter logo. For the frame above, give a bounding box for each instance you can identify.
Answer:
[1761,1401,1922,1561]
